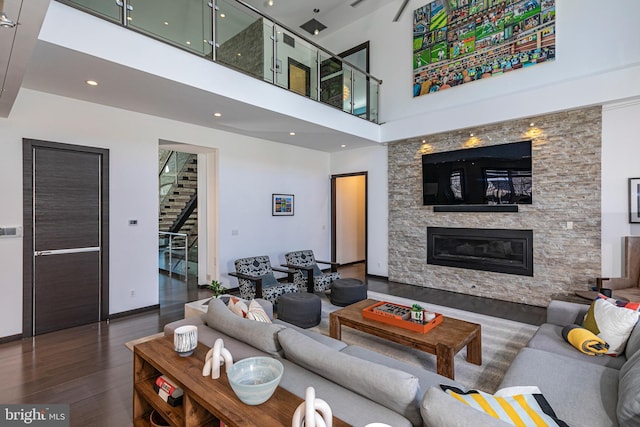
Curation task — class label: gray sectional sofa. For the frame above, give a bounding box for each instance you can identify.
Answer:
[501,300,640,427]
[164,297,461,427]
[421,300,640,427]
[165,297,640,426]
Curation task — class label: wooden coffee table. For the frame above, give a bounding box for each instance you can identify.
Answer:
[329,299,482,380]
[133,337,349,427]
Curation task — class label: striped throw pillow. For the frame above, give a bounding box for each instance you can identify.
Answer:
[442,385,568,427]
[246,300,272,323]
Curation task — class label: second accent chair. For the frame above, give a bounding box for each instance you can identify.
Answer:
[230,255,299,305]
[284,250,340,293]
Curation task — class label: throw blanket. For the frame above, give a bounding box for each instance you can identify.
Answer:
[561,324,609,356]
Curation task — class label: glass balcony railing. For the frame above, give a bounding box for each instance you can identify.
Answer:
[57,0,381,123]
[158,231,189,282]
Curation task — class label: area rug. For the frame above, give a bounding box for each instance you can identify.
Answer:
[309,291,538,393]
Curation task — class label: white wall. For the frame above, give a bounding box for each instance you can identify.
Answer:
[0,88,331,338]
[320,0,640,141]
[601,99,640,276]
[336,175,366,264]
[320,0,640,278]
[331,145,388,276]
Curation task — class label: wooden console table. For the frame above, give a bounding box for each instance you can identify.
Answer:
[133,337,349,427]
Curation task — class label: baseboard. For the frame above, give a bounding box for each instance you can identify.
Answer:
[108,304,160,320]
[366,273,389,281]
[0,333,22,344]
[338,260,365,267]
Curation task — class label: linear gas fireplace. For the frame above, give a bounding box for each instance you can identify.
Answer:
[427,227,533,276]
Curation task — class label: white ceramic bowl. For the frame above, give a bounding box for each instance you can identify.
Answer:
[227,357,284,405]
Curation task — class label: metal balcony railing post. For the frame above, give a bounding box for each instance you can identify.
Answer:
[316,51,321,102]
[272,25,278,84]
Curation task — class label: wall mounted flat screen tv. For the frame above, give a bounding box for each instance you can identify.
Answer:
[422,141,532,206]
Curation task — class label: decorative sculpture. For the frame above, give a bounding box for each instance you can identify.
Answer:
[291,387,332,427]
[202,338,233,379]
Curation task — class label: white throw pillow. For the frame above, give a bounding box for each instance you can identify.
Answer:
[227,297,248,317]
[583,298,640,356]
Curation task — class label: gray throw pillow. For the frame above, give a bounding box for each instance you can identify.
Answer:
[278,328,422,426]
[258,272,279,287]
[312,263,322,276]
[205,298,285,356]
[618,348,640,426]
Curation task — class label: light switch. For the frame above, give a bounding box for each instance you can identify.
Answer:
[0,226,22,237]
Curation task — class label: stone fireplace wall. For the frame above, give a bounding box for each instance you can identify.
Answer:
[388,107,601,307]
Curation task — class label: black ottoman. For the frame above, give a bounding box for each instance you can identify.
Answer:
[330,278,367,307]
[277,292,322,329]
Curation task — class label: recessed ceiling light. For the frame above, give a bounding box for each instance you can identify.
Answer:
[341,144,346,148]
[213,112,222,117]
[164,21,169,25]
[186,41,191,45]
[220,13,225,18]
[85,80,98,86]
[289,132,296,136]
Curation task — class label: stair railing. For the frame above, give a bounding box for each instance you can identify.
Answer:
[159,231,189,283]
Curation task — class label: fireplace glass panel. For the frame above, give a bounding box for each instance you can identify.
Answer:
[427,227,533,276]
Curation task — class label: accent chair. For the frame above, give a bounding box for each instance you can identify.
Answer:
[284,249,340,293]
[230,255,299,305]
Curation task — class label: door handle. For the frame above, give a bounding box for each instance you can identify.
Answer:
[34,247,100,256]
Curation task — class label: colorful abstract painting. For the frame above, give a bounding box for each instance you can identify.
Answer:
[413,0,556,97]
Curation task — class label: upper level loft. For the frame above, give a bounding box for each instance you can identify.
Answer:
[56,0,382,124]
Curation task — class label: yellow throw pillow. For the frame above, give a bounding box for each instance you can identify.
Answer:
[561,324,609,356]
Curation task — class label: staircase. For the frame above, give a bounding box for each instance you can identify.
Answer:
[159,150,198,279]
[159,152,197,233]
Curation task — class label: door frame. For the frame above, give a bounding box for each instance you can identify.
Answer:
[339,41,370,120]
[22,139,110,337]
[331,171,368,273]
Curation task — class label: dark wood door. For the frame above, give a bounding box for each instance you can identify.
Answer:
[23,140,109,336]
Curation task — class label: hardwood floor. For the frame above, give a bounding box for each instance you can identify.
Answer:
[0,267,545,426]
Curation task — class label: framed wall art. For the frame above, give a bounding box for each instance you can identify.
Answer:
[629,178,640,223]
[412,0,556,97]
[272,193,294,216]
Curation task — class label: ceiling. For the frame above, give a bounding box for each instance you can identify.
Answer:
[0,0,411,153]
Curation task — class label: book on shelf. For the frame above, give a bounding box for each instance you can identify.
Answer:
[153,375,184,406]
